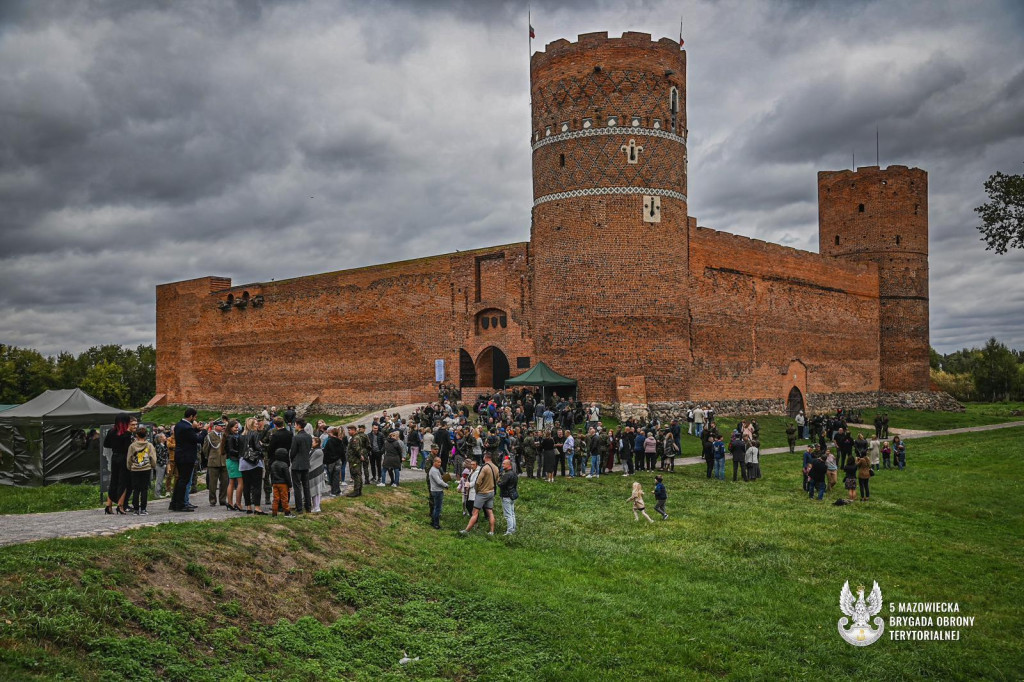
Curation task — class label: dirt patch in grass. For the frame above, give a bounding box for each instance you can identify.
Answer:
[94,507,407,626]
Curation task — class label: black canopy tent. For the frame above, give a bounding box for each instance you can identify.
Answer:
[0,389,132,487]
[504,361,578,403]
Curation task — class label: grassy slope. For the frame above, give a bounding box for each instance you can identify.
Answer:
[0,428,1021,681]
[0,484,101,515]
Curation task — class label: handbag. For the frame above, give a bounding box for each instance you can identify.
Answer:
[869,468,875,477]
[241,435,262,465]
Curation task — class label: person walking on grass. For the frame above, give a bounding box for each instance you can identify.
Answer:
[461,452,499,535]
[893,436,906,470]
[628,481,654,523]
[713,434,726,480]
[542,430,557,483]
[428,456,449,530]
[842,455,858,502]
[730,433,746,482]
[653,475,668,520]
[802,444,815,492]
[498,458,519,535]
[868,435,881,472]
[459,459,476,516]
[825,448,838,492]
[786,422,797,453]
[856,451,872,501]
[808,452,827,501]
[881,441,892,470]
[745,439,761,481]
[126,427,156,516]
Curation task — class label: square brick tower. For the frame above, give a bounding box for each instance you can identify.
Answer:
[529,32,691,403]
[818,165,930,392]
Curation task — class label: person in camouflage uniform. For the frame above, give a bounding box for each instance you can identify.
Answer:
[522,430,538,478]
[574,429,588,477]
[345,424,368,497]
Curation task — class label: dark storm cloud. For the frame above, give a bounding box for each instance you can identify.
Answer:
[0,0,1022,357]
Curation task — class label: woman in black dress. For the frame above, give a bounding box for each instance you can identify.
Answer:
[542,431,557,483]
[103,413,136,514]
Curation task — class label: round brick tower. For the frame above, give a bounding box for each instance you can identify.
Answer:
[529,31,690,403]
[818,165,930,392]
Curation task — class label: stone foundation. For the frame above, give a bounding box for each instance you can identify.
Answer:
[648,391,963,421]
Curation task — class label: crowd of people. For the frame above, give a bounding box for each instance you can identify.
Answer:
[796,409,906,504]
[100,387,901,526]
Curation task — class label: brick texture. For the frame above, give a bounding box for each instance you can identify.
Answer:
[818,165,930,391]
[156,33,931,412]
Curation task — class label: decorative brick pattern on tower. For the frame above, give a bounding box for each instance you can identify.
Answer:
[530,32,691,403]
[155,31,936,414]
[818,166,930,392]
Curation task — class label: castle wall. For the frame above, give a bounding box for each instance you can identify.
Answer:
[688,226,882,402]
[155,32,938,414]
[155,244,533,409]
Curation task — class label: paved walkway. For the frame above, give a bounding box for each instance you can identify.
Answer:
[1,419,1020,548]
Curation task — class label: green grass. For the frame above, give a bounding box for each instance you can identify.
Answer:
[859,401,1024,431]
[0,426,1020,680]
[0,484,101,515]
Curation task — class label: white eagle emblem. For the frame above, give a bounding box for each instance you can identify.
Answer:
[838,580,885,646]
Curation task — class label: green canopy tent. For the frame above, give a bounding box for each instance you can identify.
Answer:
[0,389,132,487]
[504,361,578,404]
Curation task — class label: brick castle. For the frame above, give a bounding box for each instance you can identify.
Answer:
[156,31,946,417]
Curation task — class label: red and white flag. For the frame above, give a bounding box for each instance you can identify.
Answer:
[530,24,535,39]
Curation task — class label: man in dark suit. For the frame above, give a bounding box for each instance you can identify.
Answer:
[171,407,206,511]
[289,419,313,514]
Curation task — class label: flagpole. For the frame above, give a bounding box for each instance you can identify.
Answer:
[528,5,532,60]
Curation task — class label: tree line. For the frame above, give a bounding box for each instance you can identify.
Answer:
[0,344,155,409]
[1,338,1021,409]
[930,338,1024,402]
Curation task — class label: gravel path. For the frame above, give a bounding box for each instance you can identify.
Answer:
[1,419,1020,548]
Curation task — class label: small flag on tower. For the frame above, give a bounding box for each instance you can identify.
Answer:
[530,24,535,39]
[679,19,684,48]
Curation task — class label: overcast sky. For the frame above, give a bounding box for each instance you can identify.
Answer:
[1,0,1022,357]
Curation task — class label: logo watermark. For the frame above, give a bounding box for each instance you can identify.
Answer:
[838,581,885,646]
[837,580,975,644]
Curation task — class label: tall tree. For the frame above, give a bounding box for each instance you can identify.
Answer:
[975,168,1024,253]
[973,338,1021,402]
[80,361,129,409]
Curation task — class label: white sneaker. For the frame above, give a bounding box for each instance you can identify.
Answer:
[622,473,629,477]
[376,482,385,487]
[487,532,494,536]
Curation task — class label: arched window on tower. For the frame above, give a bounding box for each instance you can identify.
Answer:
[669,87,679,133]
[835,235,841,246]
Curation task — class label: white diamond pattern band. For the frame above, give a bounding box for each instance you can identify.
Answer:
[533,186,688,207]
[532,126,687,151]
